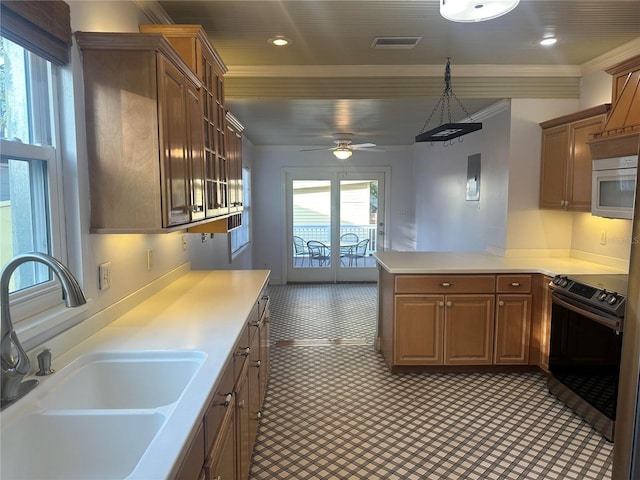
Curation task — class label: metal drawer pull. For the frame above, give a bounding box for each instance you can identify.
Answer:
[220,393,232,407]
[441,282,452,287]
[510,282,521,287]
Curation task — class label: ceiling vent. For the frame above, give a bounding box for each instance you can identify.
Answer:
[371,37,422,49]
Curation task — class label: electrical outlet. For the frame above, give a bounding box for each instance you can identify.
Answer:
[146,249,153,271]
[99,262,111,290]
[201,233,207,243]
[600,231,607,245]
[182,235,187,251]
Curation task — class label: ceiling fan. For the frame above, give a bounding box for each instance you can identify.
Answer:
[300,133,385,159]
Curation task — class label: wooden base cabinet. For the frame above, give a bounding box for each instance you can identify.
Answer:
[175,285,270,480]
[380,271,542,372]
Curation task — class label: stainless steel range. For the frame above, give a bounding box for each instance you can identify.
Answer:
[547,274,627,441]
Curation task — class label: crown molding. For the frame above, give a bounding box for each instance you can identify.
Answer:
[581,37,640,74]
[134,0,174,25]
[226,64,581,78]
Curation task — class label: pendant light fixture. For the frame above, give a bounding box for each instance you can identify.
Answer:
[440,0,519,23]
[415,58,482,143]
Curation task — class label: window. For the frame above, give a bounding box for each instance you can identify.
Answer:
[230,167,251,257]
[1,36,67,321]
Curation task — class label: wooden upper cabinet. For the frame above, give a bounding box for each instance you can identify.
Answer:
[76,32,206,232]
[139,25,230,219]
[539,104,610,212]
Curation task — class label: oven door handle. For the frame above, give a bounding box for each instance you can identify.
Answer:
[552,293,623,333]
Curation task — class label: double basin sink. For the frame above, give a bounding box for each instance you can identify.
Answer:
[1,350,207,479]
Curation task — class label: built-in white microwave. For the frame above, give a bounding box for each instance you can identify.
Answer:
[592,155,638,220]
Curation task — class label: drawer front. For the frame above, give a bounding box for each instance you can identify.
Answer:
[395,275,496,294]
[204,360,235,453]
[496,275,532,293]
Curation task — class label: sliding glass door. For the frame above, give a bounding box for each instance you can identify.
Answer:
[285,168,386,282]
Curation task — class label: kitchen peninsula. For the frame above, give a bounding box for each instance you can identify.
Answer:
[374,251,627,373]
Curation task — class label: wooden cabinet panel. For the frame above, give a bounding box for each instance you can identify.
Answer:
[568,115,608,211]
[159,56,192,226]
[258,296,271,406]
[539,104,610,212]
[205,396,237,480]
[394,296,444,365]
[444,295,495,365]
[540,125,569,209]
[494,294,532,365]
[235,361,250,480]
[395,275,495,294]
[176,423,205,480]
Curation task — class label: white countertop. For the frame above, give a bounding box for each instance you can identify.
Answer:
[2,269,270,479]
[374,251,628,276]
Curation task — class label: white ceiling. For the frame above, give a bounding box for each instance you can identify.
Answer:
[153,0,640,147]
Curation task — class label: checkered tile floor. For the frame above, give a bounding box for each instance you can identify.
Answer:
[250,283,613,480]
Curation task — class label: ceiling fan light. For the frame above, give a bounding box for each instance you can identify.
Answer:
[440,0,519,22]
[333,148,352,160]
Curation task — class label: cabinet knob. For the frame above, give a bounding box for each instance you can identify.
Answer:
[441,282,452,287]
[257,411,262,420]
[238,400,245,409]
[499,300,505,307]
[236,347,250,356]
[439,301,445,307]
[253,360,261,368]
[446,301,452,307]
[510,282,521,287]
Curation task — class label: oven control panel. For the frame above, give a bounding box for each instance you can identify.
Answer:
[550,274,627,318]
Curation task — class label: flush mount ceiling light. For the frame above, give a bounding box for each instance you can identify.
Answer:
[415,58,482,144]
[268,36,290,47]
[539,37,558,46]
[333,148,353,160]
[440,0,520,22]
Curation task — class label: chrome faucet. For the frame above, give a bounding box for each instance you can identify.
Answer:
[1,253,86,408]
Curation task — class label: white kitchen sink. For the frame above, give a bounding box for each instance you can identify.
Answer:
[39,350,206,410]
[0,411,165,479]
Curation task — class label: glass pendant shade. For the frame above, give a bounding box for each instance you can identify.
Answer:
[333,148,353,160]
[440,0,520,22]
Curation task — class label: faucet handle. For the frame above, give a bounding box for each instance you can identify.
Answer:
[36,348,54,376]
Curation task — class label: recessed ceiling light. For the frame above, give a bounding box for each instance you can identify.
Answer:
[268,37,290,47]
[540,37,557,46]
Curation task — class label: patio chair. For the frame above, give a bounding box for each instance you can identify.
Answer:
[307,240,331,267]
[339,233,359,263]
[293,235,311,266]
[342,238,370,267]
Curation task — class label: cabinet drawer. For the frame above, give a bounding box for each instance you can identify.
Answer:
[204,359,235,454]
[496,275,532,293]
[395,275,495,294]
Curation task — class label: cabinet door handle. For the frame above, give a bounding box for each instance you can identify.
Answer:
[440,282,452,287]
[257,411,262,420]
[499,300,505,307]
[236,347,250,356]
[446,301,452,307]
[252,360,261,368]
[510,282,521,287]
[238,400,245,409]
[439,301,445,307]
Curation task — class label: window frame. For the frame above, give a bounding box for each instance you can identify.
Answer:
[229,166,251,260]
[1,40,70,332]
